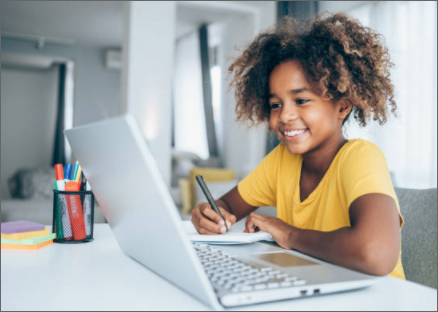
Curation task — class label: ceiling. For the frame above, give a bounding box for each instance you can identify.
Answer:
[1,1,261,48]
[1,1,124,47]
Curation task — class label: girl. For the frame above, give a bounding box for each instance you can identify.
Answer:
[191,12,405,279]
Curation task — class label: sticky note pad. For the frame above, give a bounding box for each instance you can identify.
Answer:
[1,233,56,245]
[1,240,53,250]
[1,228,50,241]
[1,221,45,234]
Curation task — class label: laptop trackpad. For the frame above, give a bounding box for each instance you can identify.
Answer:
[255,252,319,267]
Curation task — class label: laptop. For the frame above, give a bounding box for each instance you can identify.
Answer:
[65,114,378,309]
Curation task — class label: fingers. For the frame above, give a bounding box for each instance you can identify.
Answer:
[202,205,223,224]
[191,203,235,235]
[244,212,266,233]
[220,207,237,229]
[192,205,223,234]
[245,214,256,233]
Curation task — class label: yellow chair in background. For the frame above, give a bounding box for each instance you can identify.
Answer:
[180,167,235,214]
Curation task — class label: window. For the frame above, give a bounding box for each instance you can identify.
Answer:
[173,31,209,159]
[344,1,437,188]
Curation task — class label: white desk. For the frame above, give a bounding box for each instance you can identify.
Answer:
[1,224,436,311]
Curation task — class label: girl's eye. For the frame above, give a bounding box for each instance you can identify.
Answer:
[270,103,281,110]
[296,99,309,105]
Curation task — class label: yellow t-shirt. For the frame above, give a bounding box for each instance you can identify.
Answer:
[238,139,405,279]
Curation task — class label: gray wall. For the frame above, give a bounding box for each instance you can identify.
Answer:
[1,38,122,127]
[1,38,122,198]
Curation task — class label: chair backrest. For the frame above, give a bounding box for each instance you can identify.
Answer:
[395,187,437,288]
[189,167,235,210]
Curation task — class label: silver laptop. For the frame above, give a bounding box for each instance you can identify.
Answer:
[65,114,377,309]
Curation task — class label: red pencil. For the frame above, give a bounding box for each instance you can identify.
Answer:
[65,181,87,241]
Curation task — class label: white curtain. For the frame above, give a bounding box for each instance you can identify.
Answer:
[344,1,437,189]
[173,32,209,159]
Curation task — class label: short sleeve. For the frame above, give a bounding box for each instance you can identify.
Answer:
[340,141,403,227]
[237,144,282,207]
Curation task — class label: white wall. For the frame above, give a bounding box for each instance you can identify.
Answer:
[318,1,372,13]
[220,1,276,178]
[317,1,437,188]
[221,14,266,179]
[121,2,176,187]
[1,66,58,198]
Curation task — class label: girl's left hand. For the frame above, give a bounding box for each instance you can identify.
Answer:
[244,212,296,250]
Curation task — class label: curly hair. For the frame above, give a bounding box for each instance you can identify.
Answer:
[228,12,397,127]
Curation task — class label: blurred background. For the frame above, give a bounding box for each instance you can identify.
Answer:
[1,1,437,223]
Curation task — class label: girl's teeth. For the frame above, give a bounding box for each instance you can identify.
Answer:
[284,130,306,137]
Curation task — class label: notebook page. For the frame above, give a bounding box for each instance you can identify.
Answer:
[183,221,274,244]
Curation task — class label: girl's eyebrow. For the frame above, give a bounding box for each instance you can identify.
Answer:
[269,87,310,98]
[290,87,309,94]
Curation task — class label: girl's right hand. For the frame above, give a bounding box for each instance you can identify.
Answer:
[191,202,237,235]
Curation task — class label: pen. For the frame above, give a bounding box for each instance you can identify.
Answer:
[54,164,65,239]
[54,164,73,240]
[75,165,82,182]
[72,161,80,181]
[81,174,87,191]
[65,181,87,240]
[54,164,65,191]
[65,163,73,181]
[83,181,92,238]
[195,175,229,233]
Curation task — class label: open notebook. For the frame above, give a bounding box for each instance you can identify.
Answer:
[183,221,274,244]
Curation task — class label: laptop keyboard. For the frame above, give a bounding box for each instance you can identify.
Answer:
[193,243,306,293]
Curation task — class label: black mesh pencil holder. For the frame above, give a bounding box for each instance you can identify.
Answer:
[52,190,95,243]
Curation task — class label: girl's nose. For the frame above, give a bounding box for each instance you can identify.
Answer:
[279,103,298,123]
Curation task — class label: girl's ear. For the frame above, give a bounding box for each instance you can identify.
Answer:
[338,100,352,120]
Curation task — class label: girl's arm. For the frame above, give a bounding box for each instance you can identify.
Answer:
[245,193,401,276]
[217,186,258,221]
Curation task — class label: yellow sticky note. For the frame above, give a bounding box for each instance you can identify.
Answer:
[1,228,50,241]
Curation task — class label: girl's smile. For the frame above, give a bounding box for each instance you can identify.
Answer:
[281,128,309,142]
